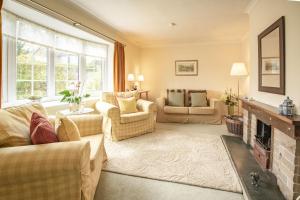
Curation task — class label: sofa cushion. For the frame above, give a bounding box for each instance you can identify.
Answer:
[0,110,30,147]
[120,112,149,124]
[164,106,189,114]
[189,107,215,115]
[30,112,58,144]
[80,134,104,171]
[5,103,47,124]
[117,97,138,114]
[102,91,139,107]
[57,117,81,142]
[167,89,185,107]
[188,90,207,107]
[190,92,208,107]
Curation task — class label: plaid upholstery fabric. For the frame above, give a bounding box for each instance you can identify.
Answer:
[96,95,156,141]
[102,91,139,107]
[0,141,90,200]
[67,114,103,137]
[0,104,107,200]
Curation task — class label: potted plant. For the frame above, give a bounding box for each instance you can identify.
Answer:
[59,81,90,112]
[222,88,238,116]
[222,89,243,136]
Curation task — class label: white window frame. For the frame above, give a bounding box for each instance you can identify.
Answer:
[2,14,110,105]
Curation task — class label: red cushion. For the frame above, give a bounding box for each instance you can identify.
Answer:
[30,112,58,144]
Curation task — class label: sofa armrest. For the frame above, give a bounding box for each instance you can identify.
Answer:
[210,98,225,115]
[96,101,120,121]
[68,114,103,137]
[156,97,166,109]
[0,141,90,199]
[137,99,156,113]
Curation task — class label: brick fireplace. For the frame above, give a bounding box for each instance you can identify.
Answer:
[242,99,300,200]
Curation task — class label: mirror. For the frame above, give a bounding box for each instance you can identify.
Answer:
[258,16,285,95]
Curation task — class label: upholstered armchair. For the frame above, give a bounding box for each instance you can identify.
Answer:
[96,91,156,141]
[0,103,106,200]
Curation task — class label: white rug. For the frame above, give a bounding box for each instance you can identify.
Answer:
[103,123,242,193]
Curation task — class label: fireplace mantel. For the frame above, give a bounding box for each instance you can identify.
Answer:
[241,99,300,139]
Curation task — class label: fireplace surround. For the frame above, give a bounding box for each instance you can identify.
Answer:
[242,99,300,200]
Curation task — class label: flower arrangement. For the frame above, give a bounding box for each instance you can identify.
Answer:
[221,88,238,116]
[59,81,90,112]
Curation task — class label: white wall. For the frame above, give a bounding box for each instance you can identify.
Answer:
[249,0,300,113]
[140,42,249,100]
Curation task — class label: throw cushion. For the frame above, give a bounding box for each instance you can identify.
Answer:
[117,97,138,114]
[191,92,208,107]
[57,117,81,142]
[167,89,185,107]
[30,112,58,144]
[0,110,30,147]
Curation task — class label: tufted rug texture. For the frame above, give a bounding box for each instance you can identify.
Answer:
[103,123,242,193]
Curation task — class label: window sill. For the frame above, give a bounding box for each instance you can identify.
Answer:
[2,96,101,110]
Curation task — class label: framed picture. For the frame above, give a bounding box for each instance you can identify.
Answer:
[175,60,198,76]
[261,57,280,74]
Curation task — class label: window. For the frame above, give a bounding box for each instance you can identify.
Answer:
[2,11,110,104]
[16,40,47,99]
[55,51,79,95]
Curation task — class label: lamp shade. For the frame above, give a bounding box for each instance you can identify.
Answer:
[127,74,135,81]
[230,63,248,76]
[138,74,144,82]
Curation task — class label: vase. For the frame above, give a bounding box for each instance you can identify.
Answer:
[69,103,80,112]
[228,105,235,116]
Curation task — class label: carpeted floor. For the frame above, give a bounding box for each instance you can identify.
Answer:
[103,123,242,193]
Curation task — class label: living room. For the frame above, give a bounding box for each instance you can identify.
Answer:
[0,0,300,200]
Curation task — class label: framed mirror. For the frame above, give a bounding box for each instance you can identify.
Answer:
[258,16,285,95]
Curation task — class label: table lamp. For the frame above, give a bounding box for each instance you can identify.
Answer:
[138,74,144,90]
[127,74,135,90]
[230,62,248,115]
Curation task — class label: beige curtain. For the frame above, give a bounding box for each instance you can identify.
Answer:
[0,0,3,108]
[114,41,125,92]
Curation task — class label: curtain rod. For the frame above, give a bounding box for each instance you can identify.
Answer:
[18,0,126,46]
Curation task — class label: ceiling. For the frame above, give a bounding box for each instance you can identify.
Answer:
[70,0,252,47]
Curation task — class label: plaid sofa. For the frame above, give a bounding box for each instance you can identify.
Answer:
[0,103,106,200]
[96,91,156,141]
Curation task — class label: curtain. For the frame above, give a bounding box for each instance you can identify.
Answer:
[113,41,125,92]
[0,0,3,108]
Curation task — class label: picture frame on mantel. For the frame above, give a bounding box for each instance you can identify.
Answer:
[175,60,198,76]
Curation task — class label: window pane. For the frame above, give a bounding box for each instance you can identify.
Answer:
[85,56,102,94]
[33,81,47,97]
[16,41,47,100]
[17,63,31,80]
[17,81,31,100]
[55,51,79,95]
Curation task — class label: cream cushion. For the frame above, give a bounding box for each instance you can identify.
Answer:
[57,117,81,142]
[102,91,139,107]
[168,92,185,107]
[164,106,189,114]
[0,110,30,147]
[189,107,215,115]
[120,112,149,124]
[117,97,138,114]
[81,134,104,171]
[191,92,208,107]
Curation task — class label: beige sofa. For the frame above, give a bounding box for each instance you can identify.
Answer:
[96,91,156,141]
[156,90,225,124]
[0,103,106,200]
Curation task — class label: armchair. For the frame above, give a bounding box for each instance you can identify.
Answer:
[0,103,106,200]
[96,92,156,141]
